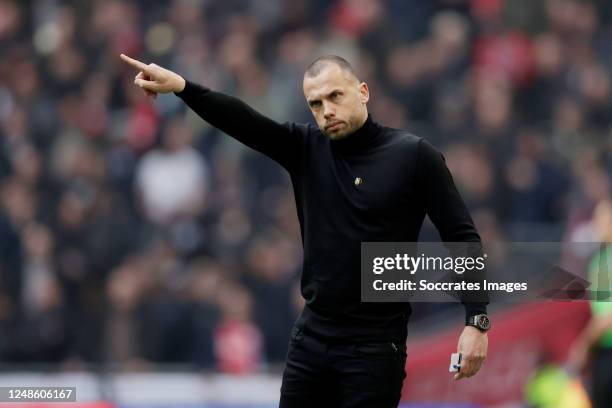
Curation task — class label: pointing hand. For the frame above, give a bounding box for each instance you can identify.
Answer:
[119,53,186,98]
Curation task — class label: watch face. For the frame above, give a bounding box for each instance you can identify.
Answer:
[477,315,491,330]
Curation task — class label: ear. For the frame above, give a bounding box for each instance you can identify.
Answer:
[359,82,369,104]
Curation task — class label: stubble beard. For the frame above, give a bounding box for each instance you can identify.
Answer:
[325,127,349,140]
[322,116,357,140]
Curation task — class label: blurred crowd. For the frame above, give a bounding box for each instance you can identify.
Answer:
[0,0,610,373]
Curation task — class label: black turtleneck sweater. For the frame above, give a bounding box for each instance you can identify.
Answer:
[176,81,487,343]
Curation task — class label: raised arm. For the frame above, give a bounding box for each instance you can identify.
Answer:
[119,54,304,171]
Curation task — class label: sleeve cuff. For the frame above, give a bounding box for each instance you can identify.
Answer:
[173,80,210,99]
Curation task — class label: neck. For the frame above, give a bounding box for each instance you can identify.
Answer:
[329,113,382,153]
[337,111,368,139]
[351,111,369,135]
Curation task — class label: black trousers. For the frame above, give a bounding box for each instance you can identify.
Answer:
[279,325,407,407]
[591,347,612,408]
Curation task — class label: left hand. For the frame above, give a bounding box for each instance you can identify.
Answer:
[454,325,488,380]
[567,340,589,373]
[565,315,612,373]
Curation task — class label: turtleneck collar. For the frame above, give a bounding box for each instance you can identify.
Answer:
[329,114,383,154]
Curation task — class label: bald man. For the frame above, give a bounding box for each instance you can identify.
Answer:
[120,53,489,407]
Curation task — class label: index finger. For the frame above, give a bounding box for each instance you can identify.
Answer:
[456,357,475,379]
[120,54,150,73]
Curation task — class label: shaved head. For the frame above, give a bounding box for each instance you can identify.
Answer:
[304,55,359,82]
[303,55,369,140]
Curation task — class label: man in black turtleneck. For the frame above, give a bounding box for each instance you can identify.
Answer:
[120,53,489,407]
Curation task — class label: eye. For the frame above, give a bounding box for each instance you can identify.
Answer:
[330,91,342,101]
[310,100,321,108]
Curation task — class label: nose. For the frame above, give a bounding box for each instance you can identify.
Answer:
[323,102,335,119]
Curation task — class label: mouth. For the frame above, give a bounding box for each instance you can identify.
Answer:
[325,121,344,131]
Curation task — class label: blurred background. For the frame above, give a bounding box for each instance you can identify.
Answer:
[0,0,611,407]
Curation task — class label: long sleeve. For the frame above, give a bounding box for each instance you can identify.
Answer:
[416,138,489,322]
[175,80,305,172]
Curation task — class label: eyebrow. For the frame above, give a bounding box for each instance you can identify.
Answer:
[307,89,344,105]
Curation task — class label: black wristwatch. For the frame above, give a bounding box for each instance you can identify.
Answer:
[467,314,491,332]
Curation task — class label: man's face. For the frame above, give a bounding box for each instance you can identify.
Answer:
[303,64,369,140]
